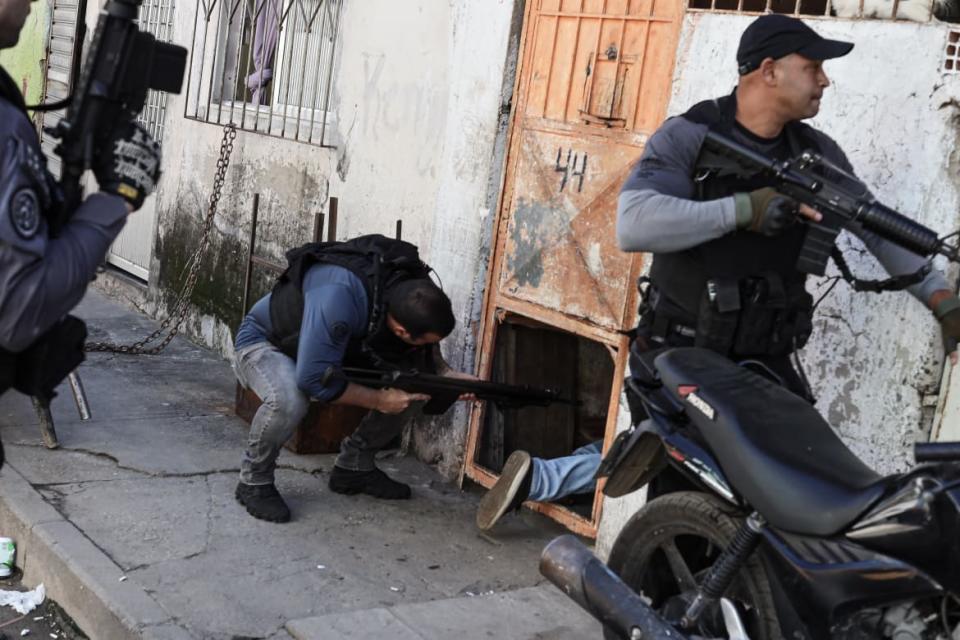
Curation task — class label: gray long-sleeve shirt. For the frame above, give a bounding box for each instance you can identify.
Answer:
[617,114,949,303]
[0,97,129,353]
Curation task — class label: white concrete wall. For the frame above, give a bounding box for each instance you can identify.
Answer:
[135,0,519,475]
[597,12,960,555]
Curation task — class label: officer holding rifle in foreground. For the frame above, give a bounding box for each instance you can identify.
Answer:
[0,0,163,466]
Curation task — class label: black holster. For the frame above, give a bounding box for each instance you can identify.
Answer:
[11,316,87,401]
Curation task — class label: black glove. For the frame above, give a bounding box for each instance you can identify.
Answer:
[94,122,161,211]
[936,295,960,356]
[735,187,799,236]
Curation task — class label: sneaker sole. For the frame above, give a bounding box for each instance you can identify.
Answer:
[476,451,531,530]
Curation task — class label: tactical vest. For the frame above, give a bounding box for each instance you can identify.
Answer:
[267,234,434,369]
[646,93,821,358]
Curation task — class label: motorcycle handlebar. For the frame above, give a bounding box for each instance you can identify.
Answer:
[915,442,960,463]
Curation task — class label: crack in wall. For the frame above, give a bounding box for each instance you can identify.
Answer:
[819,312,864,338]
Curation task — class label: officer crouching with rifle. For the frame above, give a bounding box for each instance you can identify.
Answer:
[234,235,481,523]
[617,14,960,409]
[0,0,164,464]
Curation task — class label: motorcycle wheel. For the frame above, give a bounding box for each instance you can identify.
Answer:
[606,491,780,640]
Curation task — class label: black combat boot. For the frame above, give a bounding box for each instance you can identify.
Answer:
[475,450,532,530]
[328,466,412,500]
[235,482,291,523]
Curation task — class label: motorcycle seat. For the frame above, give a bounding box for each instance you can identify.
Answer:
[655,348,889,537]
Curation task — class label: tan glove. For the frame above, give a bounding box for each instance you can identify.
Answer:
[734,187,799,237]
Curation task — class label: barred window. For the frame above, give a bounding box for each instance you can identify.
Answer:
[184,0,342,147]
[687,0,958,23]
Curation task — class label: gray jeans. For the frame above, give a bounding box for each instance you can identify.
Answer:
[234,342,421,485]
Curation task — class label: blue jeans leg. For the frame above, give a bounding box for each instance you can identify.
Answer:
[234,342,310,485]
[527,441,603,502]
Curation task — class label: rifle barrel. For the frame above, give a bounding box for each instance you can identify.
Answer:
[340,367,575,406]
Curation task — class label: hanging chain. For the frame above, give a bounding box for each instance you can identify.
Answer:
[87,123,237,355]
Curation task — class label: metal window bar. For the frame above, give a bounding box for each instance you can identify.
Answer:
[945,29,960,72]
[184,0,341,147]
[136,0,176,143]
[688,0,921,20]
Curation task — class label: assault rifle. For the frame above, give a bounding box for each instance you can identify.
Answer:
[46,0,187,233]
[330,367,578,415]
[696,130,960,277]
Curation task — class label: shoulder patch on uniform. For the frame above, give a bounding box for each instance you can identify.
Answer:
[330,321,350,344]
[10,188,40,239]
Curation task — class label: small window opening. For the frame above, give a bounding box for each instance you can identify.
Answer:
[945,29,960,72]
[475,315,615,520]
[688,0,960,24]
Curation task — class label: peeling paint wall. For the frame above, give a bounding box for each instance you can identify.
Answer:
[598,13,960,553]
[120,0,520,476]
[0,0,51,107]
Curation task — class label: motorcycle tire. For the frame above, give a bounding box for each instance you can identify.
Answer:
[606,491,781,640]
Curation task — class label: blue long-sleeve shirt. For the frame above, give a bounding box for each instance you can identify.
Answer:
[236,264,369,401]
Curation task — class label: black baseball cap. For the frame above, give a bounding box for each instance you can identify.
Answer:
[736,14,854,75]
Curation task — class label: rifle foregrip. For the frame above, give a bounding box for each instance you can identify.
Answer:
[860,202,941,257]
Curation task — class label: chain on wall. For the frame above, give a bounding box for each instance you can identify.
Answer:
[86,123,238,355]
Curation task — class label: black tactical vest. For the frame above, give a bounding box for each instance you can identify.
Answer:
[646,93,822,357]
[267,234,434,368]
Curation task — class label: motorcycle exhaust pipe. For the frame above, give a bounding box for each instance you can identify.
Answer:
[540,534,684,639]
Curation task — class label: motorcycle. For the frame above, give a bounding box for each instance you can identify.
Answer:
[540,346,960,639]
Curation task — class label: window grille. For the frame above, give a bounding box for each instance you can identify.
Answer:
[137,0,176,143]
[184,0,342,147]
[687,0,947,23]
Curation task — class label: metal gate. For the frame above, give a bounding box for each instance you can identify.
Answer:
[107,0,177,280]
[463,0,683,537]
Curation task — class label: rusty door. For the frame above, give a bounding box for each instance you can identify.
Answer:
[463,0,683,537]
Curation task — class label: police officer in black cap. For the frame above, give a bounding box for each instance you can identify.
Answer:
[617,13,960,398]
[0,0,161,436]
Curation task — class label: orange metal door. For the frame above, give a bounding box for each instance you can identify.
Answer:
[463,0,683,537]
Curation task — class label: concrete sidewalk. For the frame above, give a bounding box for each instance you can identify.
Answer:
[0,288,601,639]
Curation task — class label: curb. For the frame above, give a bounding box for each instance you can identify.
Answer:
[0,464,193,640]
